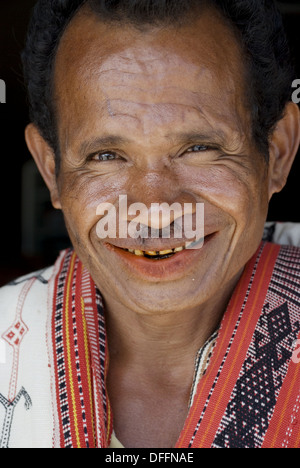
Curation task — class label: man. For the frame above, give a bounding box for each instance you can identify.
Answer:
[0,0,299,448]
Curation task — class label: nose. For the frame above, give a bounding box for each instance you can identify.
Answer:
[119,171,198,231]
[124,198,195,231]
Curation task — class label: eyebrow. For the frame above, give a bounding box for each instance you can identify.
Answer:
[165,130,227,146]
[79,135,131,156]
[79,129,229,157]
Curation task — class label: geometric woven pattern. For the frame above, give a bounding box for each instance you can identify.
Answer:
[176,243,300,448]
[213,245,300,448]
[51,249,112,448]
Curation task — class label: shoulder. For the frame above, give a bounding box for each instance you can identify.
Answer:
[0,265,54,329]
[263,223,300,288]
[0,264,54,292]
[264,222,300,248]
[275,240,300,263]
[0,250,71,332]
[265,242,300,322]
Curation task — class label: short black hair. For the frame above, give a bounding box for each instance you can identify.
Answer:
[22,0,295,164]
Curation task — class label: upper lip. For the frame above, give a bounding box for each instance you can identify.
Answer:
[103,232,213,252]
[105,240,189,252]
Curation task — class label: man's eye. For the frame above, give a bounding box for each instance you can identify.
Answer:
[186,145,209,153]
[91,152,118,162]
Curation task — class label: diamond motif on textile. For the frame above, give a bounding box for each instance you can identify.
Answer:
[2,319,29,348]
[213,302,298,448]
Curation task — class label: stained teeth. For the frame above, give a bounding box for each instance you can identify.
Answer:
[158,250,173,255]
[126,246,185,257]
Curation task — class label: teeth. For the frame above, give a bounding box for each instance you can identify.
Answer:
[134,250,144,256]
[126,247,185,257]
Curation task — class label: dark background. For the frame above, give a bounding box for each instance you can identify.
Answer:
[0,0,299,286]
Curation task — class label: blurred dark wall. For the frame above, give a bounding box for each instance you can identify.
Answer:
[269,1,300,223]
[0,0,70,285]
[0,0,299,286]
[0,0,38,284]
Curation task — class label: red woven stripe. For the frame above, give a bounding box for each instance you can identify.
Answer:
[176,243,279,448]
[52,252,99,447]
[63,253,82,447]
[73,263,96,447]
[197,243,279,448]
[81,268,111,447]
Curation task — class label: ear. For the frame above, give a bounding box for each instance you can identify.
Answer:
[268,101,300,199]
[25,123,62,209]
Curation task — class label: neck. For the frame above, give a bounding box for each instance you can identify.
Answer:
[104,271,241,382]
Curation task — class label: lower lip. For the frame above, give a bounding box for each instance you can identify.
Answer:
[103,234,216,281]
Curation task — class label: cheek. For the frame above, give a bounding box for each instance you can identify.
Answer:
[179,164,268,224]
[57,171,130,238]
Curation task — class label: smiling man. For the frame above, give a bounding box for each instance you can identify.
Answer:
[0,0,300,449]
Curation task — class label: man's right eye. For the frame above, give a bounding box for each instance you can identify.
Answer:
[90,152,118,162]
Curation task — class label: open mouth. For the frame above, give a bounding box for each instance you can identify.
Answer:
[104,234,215,280]
[106,234,212,263]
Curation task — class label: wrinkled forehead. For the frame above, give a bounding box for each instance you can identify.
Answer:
[55,3,246,94]
[53,5,250,146]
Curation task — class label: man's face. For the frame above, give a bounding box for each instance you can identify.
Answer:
[51,6,270,315]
